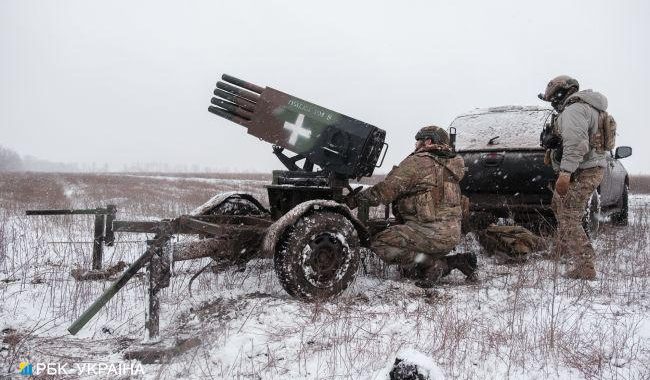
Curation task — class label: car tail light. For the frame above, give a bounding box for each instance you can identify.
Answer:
[483,152,504,167]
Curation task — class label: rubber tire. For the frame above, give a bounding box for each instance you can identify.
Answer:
[274,211,360,301]
[200,195,267,268]
[611,184,629,226]
[582,190,601,239]
[206,196,266,216]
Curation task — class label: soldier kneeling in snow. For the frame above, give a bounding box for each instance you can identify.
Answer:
[345,126,477,287]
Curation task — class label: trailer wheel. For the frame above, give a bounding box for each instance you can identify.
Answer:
[206,195,267,216]
[274,211,360,301]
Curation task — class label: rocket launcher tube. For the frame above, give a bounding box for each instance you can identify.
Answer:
[221,74,264,94]
[208,106,252,128]
[216,81,261,103]
[213,89,256,112]
[210,98,254,120]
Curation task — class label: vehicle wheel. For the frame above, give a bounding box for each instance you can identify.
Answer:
[205,195,267,216]
[611,184,629,226]
[274,211,360,301]
[199,195,268,267]
[582,190,601,238]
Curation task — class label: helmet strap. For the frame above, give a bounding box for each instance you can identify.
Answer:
[550,87,578,112]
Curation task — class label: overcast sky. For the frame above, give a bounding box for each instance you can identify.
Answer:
[1,0,648,174]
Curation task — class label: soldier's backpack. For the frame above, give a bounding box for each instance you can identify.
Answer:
[566,97,617,153]
[593,111,617,152]
[477,225,546,261]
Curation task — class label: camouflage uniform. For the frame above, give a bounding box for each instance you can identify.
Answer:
[551,167,603,269]
[357,144,466,266]
[541,76,608,279]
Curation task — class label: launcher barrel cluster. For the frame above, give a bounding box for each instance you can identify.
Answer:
[208,74,387,180]
[208,75,262,127]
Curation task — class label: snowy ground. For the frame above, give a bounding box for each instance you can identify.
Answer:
[1,173,649,379]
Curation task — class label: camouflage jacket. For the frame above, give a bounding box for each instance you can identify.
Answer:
[552,90,608,173]
[358,145,466,224]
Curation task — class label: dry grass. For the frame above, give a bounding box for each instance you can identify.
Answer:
[0,172,269,218]
[0,172,648,379]
[630,175,650,194]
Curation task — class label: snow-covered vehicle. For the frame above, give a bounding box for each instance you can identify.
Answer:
[451,105,632,231]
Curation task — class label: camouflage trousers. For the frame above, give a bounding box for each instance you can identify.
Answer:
[551,167,604,261]
[371,219,461,265]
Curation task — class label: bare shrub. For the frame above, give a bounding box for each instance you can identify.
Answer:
[0,145,23,172]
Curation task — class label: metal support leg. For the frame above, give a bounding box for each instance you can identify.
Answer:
[145,264,161,342]
[144,234,171,342]
[92,214,105,270]
[104,204,117,246]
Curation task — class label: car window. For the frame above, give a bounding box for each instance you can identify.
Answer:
[451,106,553,151]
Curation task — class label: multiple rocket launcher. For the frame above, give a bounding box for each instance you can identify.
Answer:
[28,75,391,338]
[208,74,387,180]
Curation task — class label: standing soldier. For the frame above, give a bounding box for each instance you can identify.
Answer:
[345,126,476,286]
[538,75,608,280]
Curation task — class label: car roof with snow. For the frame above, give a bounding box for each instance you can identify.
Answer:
[451,105,553,151]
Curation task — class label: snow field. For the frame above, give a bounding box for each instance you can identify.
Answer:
[1,173,648,379]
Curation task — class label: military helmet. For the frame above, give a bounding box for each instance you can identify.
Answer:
[538,75,580,101]
[415,125,450,145]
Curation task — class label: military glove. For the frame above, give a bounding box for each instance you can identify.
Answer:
[555,171,571,196]
[343,195,358,209]
[343,186,364,209]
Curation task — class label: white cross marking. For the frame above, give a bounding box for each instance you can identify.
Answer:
[283,113,311,145]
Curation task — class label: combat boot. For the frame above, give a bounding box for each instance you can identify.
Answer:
[445,252,479,283]
[400,263,425,281]
[565,258,596,280]
[414,259,450,288]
